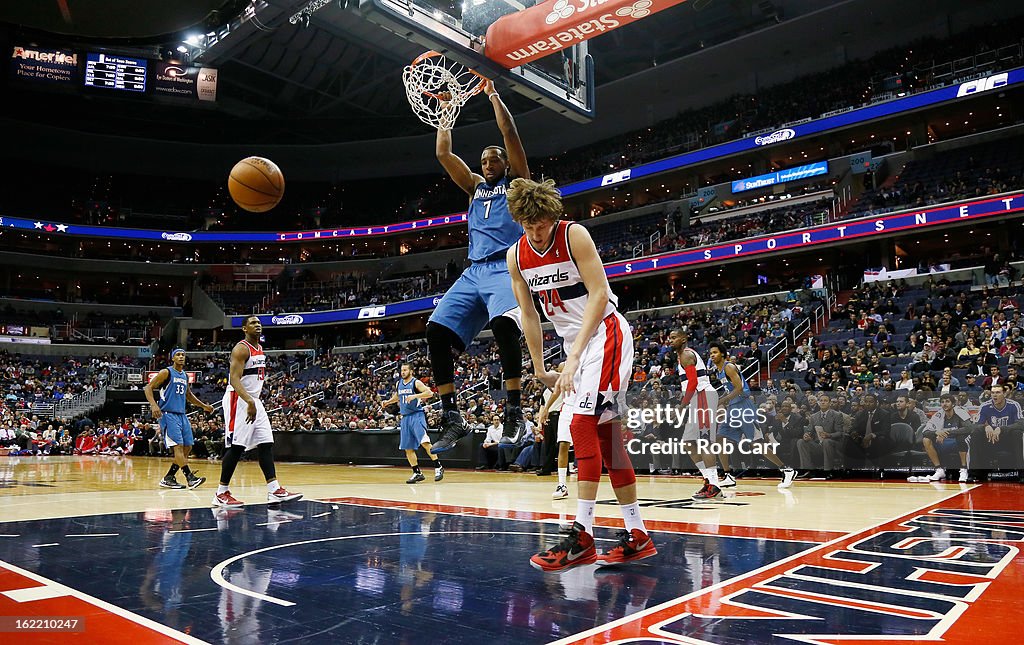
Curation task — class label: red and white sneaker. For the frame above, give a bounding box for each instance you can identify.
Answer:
[595,529,657,566]
[213,491,244,508]
[268,487,303,503]
[691,479,723,500]
[530,522,597,572]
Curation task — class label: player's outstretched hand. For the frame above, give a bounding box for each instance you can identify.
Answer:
[246,400,257,423]
[482,79,496,96]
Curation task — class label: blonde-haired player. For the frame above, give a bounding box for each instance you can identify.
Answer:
[507,178,655,571]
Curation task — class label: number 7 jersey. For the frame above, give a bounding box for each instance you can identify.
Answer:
[226,340,266,399]
[515,220,617,347]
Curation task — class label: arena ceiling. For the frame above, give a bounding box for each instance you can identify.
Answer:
[0,0,1018,148]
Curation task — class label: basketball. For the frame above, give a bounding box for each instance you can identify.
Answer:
[228,156,285,212]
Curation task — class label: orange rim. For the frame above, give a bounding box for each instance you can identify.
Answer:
[409,50,487,100]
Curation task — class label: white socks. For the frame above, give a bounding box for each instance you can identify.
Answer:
[217,484,229,495]
[558,467,568,486]
[702,467,720,486]
[266,479,280,493]
[575,499,596,534]
[621,502,646,534]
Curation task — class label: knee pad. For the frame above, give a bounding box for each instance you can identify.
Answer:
[490,316,523,380]
[426,322,464,386]
[598,421,637,488]
[571,415,602,482]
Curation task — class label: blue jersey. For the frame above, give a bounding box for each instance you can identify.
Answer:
[716,362,753,408]
[159,367,189,414]
[978,399,1023,427]
[467,176,522,262]
[397,378,424,416]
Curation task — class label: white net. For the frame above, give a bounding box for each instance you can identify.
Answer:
[403,51,485,130]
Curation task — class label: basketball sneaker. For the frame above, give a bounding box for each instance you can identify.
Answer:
[213,490,244,508]
[160,476,185,489]
[595,529,657,566]
[503,405,525,443]
[186,473,207,489]
[268,487,302,503]
[719,472,737,488]
[406,472,426,484]
[552,484,569,500]
[431,410,469,452]
[529,522,597,572]
[434,466,444,482]
[778,468,796,489]
[691,479,722,500]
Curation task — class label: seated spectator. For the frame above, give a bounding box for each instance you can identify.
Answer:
[968,384,1024,481]
[909,394,971,483]
[842,393,895,466]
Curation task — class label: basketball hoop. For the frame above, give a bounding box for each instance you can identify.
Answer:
[403,50,486,130]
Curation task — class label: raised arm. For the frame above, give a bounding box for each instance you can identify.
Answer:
[436,128,481,195]
[484,81,529,180]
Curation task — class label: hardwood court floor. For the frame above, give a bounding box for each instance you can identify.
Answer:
[1,456,1022,644]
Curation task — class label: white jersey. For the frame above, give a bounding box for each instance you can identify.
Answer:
[515,220,617,348]
[226,340,266,399]
[678,348,715,393]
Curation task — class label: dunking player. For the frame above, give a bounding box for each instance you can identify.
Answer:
[668,330,723,500]
[144,348,213,489]
[708,341,796,489]
[506,178,656,571]
[428,80,528,453]
[213,315,302,508]
[380,363,444,484]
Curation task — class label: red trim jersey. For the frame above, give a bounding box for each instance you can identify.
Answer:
[226,340,266,399]
[678,348,716,393]
[516,220,617,347]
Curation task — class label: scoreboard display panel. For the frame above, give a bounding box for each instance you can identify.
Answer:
[84,52,147,92]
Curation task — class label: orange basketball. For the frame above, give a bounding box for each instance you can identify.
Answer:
[228,156,285,212]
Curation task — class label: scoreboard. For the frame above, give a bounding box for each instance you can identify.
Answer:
[84,52,146,92]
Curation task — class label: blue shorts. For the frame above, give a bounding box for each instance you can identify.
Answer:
[717,404,757,443]
[160,412,193,448]
[428,259,520,348]
[399,413,429,450]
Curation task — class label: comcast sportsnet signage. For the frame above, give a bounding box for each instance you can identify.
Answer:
[0,212,468,244]
[605,193,1024,277]
[485,0,688,68]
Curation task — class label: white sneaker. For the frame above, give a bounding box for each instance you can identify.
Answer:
[552,484,568,500]
[720,473,737,488]
[958,469,968,483]
[907,475,928,483]
[267,487,303,503]
[434,466,444,482]
[926,468,946,482]
[778,468,796,489]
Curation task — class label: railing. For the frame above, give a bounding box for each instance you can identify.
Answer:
[51,388,107,420]
[267,390,325,415]
[765,336,788,379]
[740,359,761,387]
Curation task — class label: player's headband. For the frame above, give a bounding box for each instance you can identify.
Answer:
[171,348,185,358]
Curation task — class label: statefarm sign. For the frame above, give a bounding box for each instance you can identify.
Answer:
[485,0,690,68]
[605,193,1024,278]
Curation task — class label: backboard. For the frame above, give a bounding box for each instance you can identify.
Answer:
[357,0,595,122]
